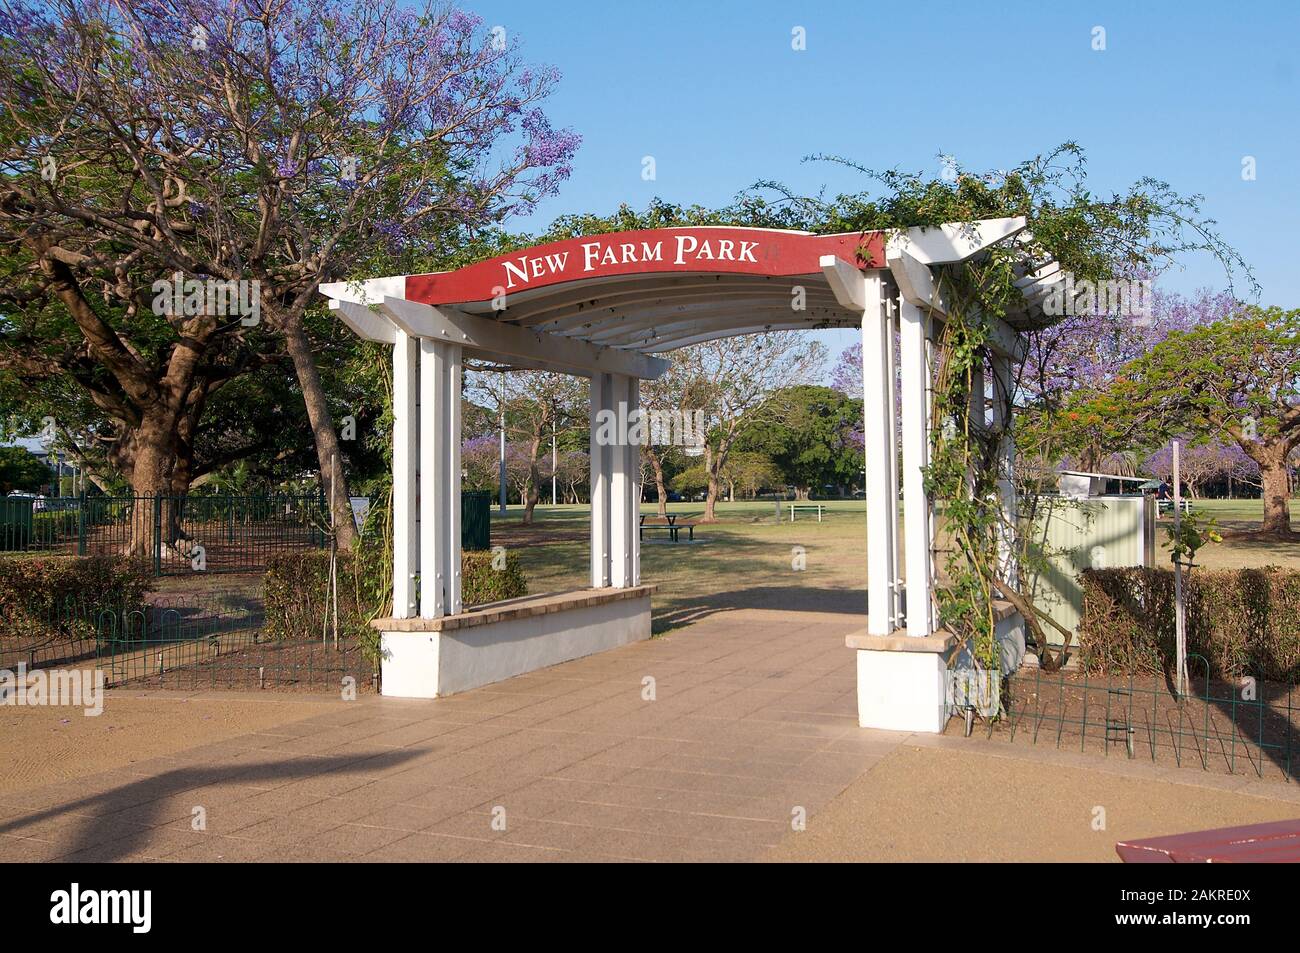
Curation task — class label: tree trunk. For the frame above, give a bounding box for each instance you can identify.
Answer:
[646,449,668,516]
[523,465,540,524]
[120,410,177,559]
[1260,457,1294,536]
[522,434,543,524]
[278,308,356,548]
[701,437,735,523]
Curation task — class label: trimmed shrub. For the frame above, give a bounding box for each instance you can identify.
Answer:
[1079,567,1300,681]
[263,548,527,662]
[0,554,153,644]
[462,549,527,605]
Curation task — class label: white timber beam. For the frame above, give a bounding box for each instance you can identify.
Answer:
[329,300,397,345]
[320,276,407,307]
[600,308,848,348]
[886,249,1025,360]
[641,319,858,352]
[379,296,668,381]
[887,217,1027,265]
[819,255,873,311]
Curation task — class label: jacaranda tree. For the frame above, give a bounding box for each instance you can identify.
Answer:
[0,0,578,548]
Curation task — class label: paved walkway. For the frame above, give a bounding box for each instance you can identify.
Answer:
[6,606,1299,862]
[2,608,893,861]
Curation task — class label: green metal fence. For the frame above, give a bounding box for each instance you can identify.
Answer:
[973,654,1297,784]
[1,491,490,574]
[0,591,372,694]
[0,492,327,575]
[89,595,372,693]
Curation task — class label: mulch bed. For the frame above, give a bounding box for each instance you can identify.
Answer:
[109,636,379,695]
[954,666,1300,784]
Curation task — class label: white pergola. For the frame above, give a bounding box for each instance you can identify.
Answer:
[320,219,1063,727]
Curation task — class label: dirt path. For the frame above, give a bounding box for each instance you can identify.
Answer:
[766,741,1300,862]
[0,689,338,794]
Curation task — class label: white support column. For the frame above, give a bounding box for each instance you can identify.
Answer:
[991,353,1018,588]
[630,377,642,587]
[861,275,896,635]
[967,354,987,496]
[392,331,419,619]
[589,372,611,588]
[447,344,463,614]
[609,374,634,587]
[885,299,902,628]
[418,338,464,619]
[420,338,447,619]
[899,299,933,636]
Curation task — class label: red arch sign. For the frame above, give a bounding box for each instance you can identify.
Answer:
[405,227,884,305]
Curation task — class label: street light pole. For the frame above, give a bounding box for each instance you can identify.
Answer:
[551,415,557,506]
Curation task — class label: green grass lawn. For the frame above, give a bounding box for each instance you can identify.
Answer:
[491,500,869,633]
[1159,498,1300,570]
[488,496,1298,631]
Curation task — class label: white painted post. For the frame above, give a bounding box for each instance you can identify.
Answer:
[967,355,986,496]
[991,354,1018,589]
[392,331,419,619]
[447,343,463,614]
[610,373,634,588]
[419,338,446,618]
[861,275,896,635]
[630,377,641,586]
[1173,439,1187,696]
[417,339,464,618]
[899,298,933,635]
[885,300,902,627]
[589,372,611,588]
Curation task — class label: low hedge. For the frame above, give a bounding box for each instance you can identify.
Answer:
[263,549,528,661]
[1078,567,1300,681]
[0,554,153,644]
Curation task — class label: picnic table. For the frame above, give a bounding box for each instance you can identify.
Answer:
[1116,818,1300,862]
[639,513,697,542]
[788,503,824,522]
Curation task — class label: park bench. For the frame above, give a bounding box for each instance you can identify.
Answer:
[639,514,697,542]
[787,503,824,522]
[1116,818,1300,862]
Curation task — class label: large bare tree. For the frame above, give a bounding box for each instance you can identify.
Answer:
[672,333,824,522]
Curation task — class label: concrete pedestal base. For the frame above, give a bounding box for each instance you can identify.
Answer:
[846,601,1025,733]
[374,586,655,698]
[847,631,956,733]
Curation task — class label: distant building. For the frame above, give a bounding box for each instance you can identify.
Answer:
[1056,469,1147,499]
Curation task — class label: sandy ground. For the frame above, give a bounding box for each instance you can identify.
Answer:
[766,742,1300,862]
[0,688,337,794]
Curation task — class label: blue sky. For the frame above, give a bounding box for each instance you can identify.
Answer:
[477,0,1300,359]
